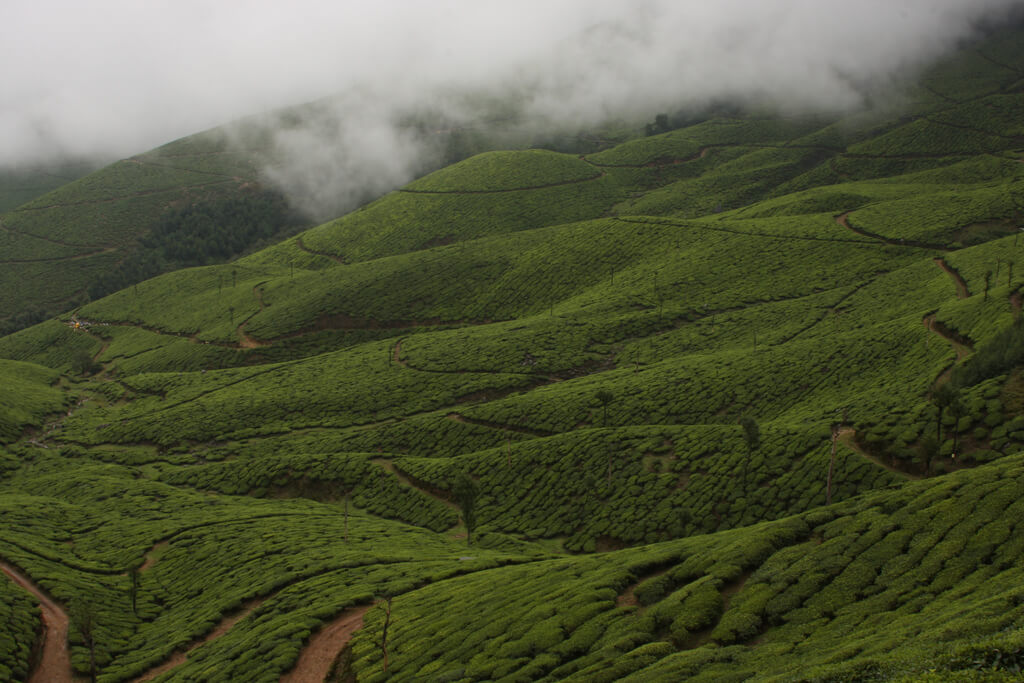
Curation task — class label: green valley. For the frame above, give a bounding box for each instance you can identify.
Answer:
[0,19,1023,683]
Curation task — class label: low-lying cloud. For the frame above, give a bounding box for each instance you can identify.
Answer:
[3,0,1022,218]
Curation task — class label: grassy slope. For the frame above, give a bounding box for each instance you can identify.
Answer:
[0,129,270,328]
[0,159,102,213]
[0,23,1022,682]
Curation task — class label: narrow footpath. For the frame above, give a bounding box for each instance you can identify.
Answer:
[837,428,920,480]
[834,212,951,251]
[933,258,970,299]
[132,599,265,682]
[0,562,76,683]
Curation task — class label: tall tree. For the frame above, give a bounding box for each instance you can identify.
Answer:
[932,384,957,443]
[344,492,350,542]
[595,390,614,427]
[452,472,479,546]
[827,421,841,505]
[71,600,98,683]
[918,434,939,476]
[948,394,967,457]
[738,416,760,486]
[129,564,140,616]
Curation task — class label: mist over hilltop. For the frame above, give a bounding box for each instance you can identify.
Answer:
[3,0,1022,218]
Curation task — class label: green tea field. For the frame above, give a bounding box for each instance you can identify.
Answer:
[0,20,1023,683]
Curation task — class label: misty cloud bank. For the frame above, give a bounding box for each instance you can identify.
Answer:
[4,0,1022,218]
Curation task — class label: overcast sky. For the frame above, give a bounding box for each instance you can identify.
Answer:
[2,0,1021,213]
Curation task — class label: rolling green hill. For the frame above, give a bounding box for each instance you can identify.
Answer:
[0,124,302,337]
[0,21,1023,683]
[0,159,102,213]
[0,100,623,339]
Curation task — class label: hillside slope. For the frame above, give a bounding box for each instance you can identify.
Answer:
[0,159,102,213]
[0,98,619,337]
[0,22,1022,682]
[0,124,295,336]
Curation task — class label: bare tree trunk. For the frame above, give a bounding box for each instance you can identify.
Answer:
[129,566,139,616]
[377,597,392,673]
[827,425,839,505]
[607,443,613,487]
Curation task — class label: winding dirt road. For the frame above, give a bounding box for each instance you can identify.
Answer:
[834,212,951,251]
[0,561,75,683]
[933,258,970,299]
[133,598,265,682]
[280,605,372,683]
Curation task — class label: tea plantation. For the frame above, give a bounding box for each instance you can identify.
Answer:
[0,22,1023,682]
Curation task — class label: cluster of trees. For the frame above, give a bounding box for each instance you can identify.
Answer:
[645,114,672,137]
[86,189,308,301]
[142,190,306,266]
[71,350,100,376]
[0,303,65,337]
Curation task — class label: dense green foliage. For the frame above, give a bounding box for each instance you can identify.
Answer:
[345,456,1024,682]
[84,189,308,301]
[0,359,65,444]
[0,22,1023,682]
[0,571,38,682]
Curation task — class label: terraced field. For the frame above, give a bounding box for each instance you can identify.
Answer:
[0,22,1022,682]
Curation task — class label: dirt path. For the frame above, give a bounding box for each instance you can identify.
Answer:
[0,216,101,249]
[618,215,873,246]
[372,459,460,514]
[236,282,272,348]
[934,258,970,298]
[924,315,974,361]
[13,179,232,213]
[124,158,258,183]
[73,317,246,350]
[138,541,168,573]
[75,309,488,354]
[390,338,547,381]
[0,245,120,265]
[89,337,111,364]
[392,339,408,367]
[584,146,712,169]
[295,237,346,264]
[34,396,88,444]
[834,212,951,251]
[446,412,554,437]
[132,598,264,682]
[280,605,372,683]
[615,566,672,608]
[77,307,501,355]
[837,428,920,480]
[237,323,269,349]
[924,116,1024,143]
[0,562,76,683]
[398,171,604,195]
[924,314,974,389]
[972,48,1024,77]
